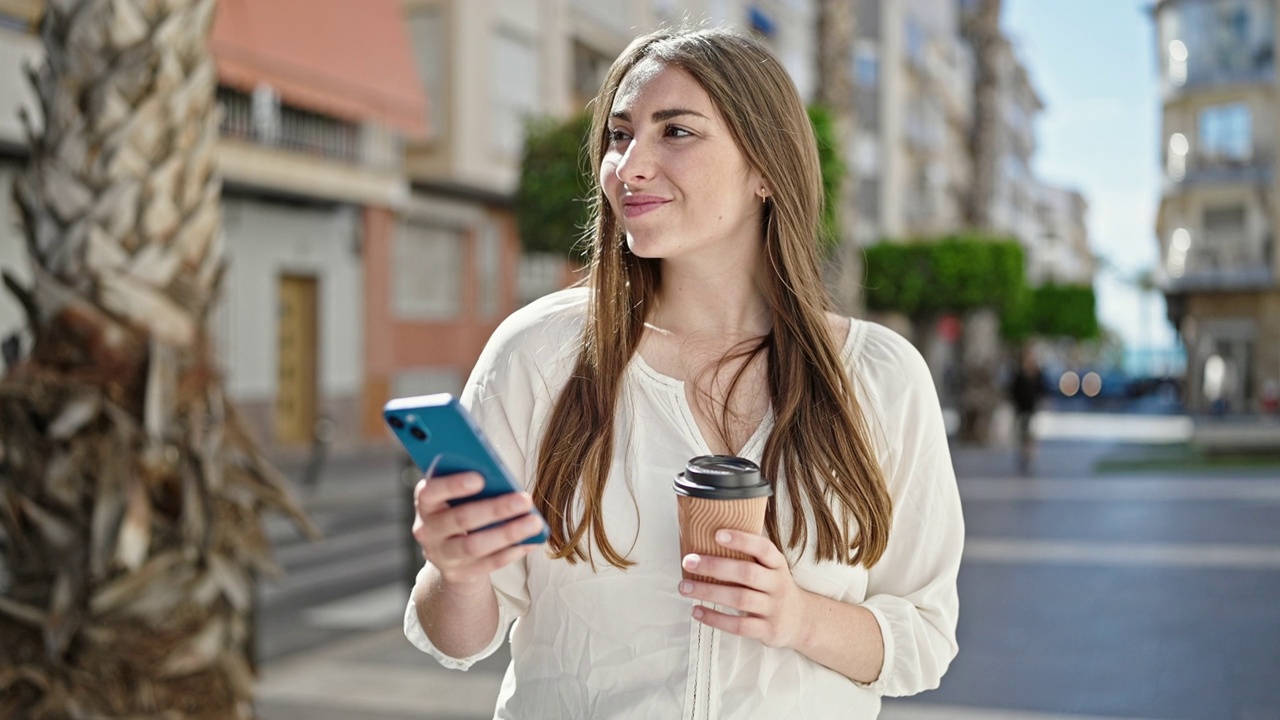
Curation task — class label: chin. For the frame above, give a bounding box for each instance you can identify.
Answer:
[624,234,668,259]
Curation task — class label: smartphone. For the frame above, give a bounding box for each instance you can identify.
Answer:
[384,393,548,545]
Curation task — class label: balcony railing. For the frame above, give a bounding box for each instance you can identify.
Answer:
[218,86,360,164]
[1167,264,1274,292]
[1169,151,1274,189]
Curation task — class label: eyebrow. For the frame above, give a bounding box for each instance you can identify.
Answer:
[610,108,709,123]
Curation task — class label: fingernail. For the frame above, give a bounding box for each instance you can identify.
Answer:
[692,607,704,620]
[679,581,693,595]
[465,474,483,489]
[682,554,699,570]
[715,530,731,544]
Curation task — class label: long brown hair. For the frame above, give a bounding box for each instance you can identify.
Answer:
[532,28,892,569]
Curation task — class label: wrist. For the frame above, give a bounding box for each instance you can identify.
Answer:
[789,587,821,652]
[439,573,493,599]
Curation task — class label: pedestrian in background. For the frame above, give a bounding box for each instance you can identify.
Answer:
[404,26,963,718]
[1008,346,1046,475]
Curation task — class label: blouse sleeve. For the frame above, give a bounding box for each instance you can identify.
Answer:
[854,326,964,697]
[402,314,550,670]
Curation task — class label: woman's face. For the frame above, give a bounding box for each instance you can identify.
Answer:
[600,58,766,265]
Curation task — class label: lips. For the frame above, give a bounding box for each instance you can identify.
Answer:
[621,194,670,218]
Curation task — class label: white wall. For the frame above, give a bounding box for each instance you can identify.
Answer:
[217,195,363,402]
[0,26,40,147]
[0,163,30,351]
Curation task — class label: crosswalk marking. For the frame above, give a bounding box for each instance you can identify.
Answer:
[965,538,1280,570]
[959,477,1280,503]
[881,702,1169,720]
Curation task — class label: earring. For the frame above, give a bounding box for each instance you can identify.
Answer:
[759,188,769,204]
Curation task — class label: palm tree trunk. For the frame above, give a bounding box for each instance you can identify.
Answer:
[815,0,862,316]
[967,0,1002,230]
[956,0,1005,444]
[0,1,313,717]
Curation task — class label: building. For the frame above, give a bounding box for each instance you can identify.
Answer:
[393,0,817,384]
[854,0,974,241]
[0,0,435,452]
[1033,183,1095,287]
[1154,0,1279,413]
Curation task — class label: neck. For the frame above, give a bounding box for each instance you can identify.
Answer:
[648,259,771,339]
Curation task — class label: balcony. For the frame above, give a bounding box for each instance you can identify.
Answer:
[1166,151,1274,193]
[215,86,407,206]
[1166,240,1275,292]
[1166,264,1274,293]
[219,86,360,164]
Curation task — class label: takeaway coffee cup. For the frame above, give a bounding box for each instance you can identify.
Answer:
[674,455,773,585]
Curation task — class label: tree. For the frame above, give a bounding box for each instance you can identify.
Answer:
[965,0,1002,230]
[0,2,312,717]
[952,0,1006,443]
[815,0,861,315]
[515,113,593,261]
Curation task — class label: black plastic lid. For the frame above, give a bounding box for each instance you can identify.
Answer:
[673,455,772,499]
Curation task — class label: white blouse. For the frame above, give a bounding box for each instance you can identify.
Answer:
[405,288,963,720]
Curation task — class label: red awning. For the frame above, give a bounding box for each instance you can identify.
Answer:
[211,0,428,137]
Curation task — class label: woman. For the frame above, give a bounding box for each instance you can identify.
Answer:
[406,27,963,719]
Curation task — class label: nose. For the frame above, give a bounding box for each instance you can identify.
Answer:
[614,136,654,184]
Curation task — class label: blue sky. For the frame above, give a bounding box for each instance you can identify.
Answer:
[1003,0,1178,357]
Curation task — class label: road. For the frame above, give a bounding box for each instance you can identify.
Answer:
[256,415,1280,719]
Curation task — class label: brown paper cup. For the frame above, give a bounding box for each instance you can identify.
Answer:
[676,494,769,584]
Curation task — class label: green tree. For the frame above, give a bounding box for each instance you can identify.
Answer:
[515,113,593,261]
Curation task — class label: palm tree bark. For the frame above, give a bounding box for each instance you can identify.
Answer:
[0,1,313,717]
[815,0,862,316]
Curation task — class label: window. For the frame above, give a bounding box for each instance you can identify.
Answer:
[854,44,879,88]
[1200,205,1247,269]
[407,7,449,141]
[476,219,502,318]
[905,18,926,68]
[1199,103,1252,160]
[1164,0,1275,84]
[394,221,463,320]
[491,28,538,157]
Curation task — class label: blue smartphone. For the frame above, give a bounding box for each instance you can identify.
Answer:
[383,393,548,545]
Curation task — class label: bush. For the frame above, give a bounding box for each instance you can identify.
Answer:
[807,105,843,257]
[863,235,1026,317]
[1001,283,1100,341]
[515,113,593,260]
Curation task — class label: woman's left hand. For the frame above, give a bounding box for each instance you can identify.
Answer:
[678,529,813,650]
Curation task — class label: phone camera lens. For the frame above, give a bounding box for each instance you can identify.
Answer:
[410,426,427,441]
[387,416,404,429]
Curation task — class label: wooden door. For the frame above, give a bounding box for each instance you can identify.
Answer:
[276,274,318,445]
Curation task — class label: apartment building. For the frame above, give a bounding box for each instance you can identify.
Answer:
[858,0,1091,281]
[1154,0,1279,413]
[391,0,816,410]
[0,0,432,451]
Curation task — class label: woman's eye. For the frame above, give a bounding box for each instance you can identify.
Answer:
[665,125,692,138]
[607,128,632,144]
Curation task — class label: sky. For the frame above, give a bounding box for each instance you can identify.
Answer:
[1002,0,1179,361]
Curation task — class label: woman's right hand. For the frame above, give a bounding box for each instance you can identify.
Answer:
[411,472,543,589]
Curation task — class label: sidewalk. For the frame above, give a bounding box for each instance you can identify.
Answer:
[252,417,1277,719]
[255,626,505,720]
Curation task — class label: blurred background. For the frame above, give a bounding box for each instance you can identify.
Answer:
[0,0,1276,719]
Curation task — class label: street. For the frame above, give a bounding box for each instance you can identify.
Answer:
[255,416,1280,719]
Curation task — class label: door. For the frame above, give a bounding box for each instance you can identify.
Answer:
[276,274,318,445]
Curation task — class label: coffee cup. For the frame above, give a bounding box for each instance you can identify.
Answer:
[674,455,773,585]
